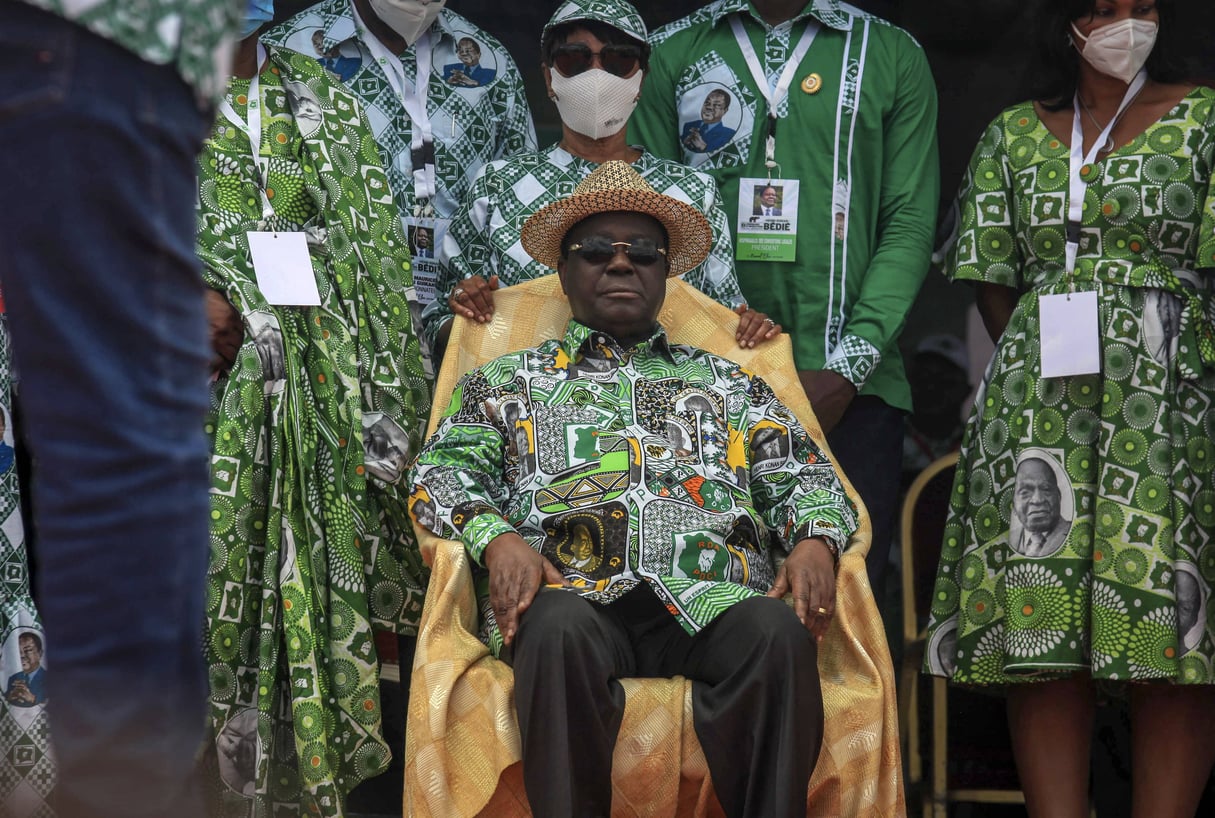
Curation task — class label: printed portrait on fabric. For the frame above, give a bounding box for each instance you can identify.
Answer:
[362,412,413,484]
[215,706,259,798]
[2,628,47,710]
[543,504,628,581]
[1008,449,1074,559]
[442,36,498,88]
[245,311,287,388]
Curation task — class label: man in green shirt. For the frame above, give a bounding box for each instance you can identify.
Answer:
[411,161,856,818]
[0,1,238,816]
[631,0,939,593]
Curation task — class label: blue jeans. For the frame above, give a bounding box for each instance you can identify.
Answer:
[0,6,213,816]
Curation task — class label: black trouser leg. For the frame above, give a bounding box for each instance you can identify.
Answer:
[509,589,634,818]
[677,596,822,818]
[827,394,905,596]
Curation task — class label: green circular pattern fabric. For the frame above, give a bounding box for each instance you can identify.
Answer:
[195,46,431,817]
[925,88,1215,686]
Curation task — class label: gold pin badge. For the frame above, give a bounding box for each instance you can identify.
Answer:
[801,73,822,94]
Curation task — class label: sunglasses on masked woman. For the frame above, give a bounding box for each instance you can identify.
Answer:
[551,42,642,78]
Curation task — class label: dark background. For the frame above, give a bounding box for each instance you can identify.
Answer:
[274,0,1215,352]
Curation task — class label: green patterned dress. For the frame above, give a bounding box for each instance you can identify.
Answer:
[924,87,1215,686]
[196,45,430,817]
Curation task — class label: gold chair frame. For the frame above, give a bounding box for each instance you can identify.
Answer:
[899,451,1026,817]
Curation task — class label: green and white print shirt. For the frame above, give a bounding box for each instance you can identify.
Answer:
[410,320,857,655]
[421,143,748,348]
[265,0,536,220]
[20,0,241,102]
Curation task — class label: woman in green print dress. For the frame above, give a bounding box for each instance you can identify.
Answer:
[924,1,1215,815]
[195,19,430,818]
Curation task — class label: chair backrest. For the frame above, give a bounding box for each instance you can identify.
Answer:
[409,274,908,817]
[900,452,959,646]
[419,274,872,561]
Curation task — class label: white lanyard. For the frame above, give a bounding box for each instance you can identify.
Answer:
[353,5,437,205]
[218,42,274,221]
[729,14,819,170]
[1065,69,1147,273]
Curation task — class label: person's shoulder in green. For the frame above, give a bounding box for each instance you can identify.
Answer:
[19,0,242,101]
[647,1,718,47]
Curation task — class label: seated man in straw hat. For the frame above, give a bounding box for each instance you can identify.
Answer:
[409,161,857,818]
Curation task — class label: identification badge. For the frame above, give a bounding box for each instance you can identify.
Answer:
[247,231,321,306]
[736,177,798,262]
[1039,290,1100,378]
[403,216,449,307]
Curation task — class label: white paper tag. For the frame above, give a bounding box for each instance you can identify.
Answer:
[735,177,799,262]
[403,216,450,308]
[1039,290,1100,378]
[247,231,321,306]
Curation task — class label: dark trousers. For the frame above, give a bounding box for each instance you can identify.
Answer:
[509,585,822,818]
[0,7,213,816]
[827,394,905,597]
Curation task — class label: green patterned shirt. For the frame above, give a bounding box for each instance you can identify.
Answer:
[410,320,856,655]
[420,143,748,349]
[264,0,536,222]
[19,0,242,102]
[630,0,939,411]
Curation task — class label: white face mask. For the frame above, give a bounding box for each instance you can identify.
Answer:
[369,0,445,45]
[1071,19,1158,84]
[550,68,644,141]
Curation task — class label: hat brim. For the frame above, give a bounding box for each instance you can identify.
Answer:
[520,187,713,277]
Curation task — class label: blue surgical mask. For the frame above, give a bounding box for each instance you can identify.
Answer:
[242,0,275,38]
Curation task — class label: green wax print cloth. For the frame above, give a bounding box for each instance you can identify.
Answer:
[195,45,431,817]
[924,90,1215,686]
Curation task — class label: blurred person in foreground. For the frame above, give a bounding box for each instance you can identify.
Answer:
[0,0,239,815]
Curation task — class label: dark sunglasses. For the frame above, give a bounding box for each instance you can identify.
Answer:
[552,42,642,78]
[566,237,667,266]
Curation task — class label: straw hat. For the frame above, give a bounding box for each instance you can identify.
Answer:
[520,160,713,277]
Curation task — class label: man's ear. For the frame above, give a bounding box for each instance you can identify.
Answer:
[557,258,568,293]
[542,64,555,100]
